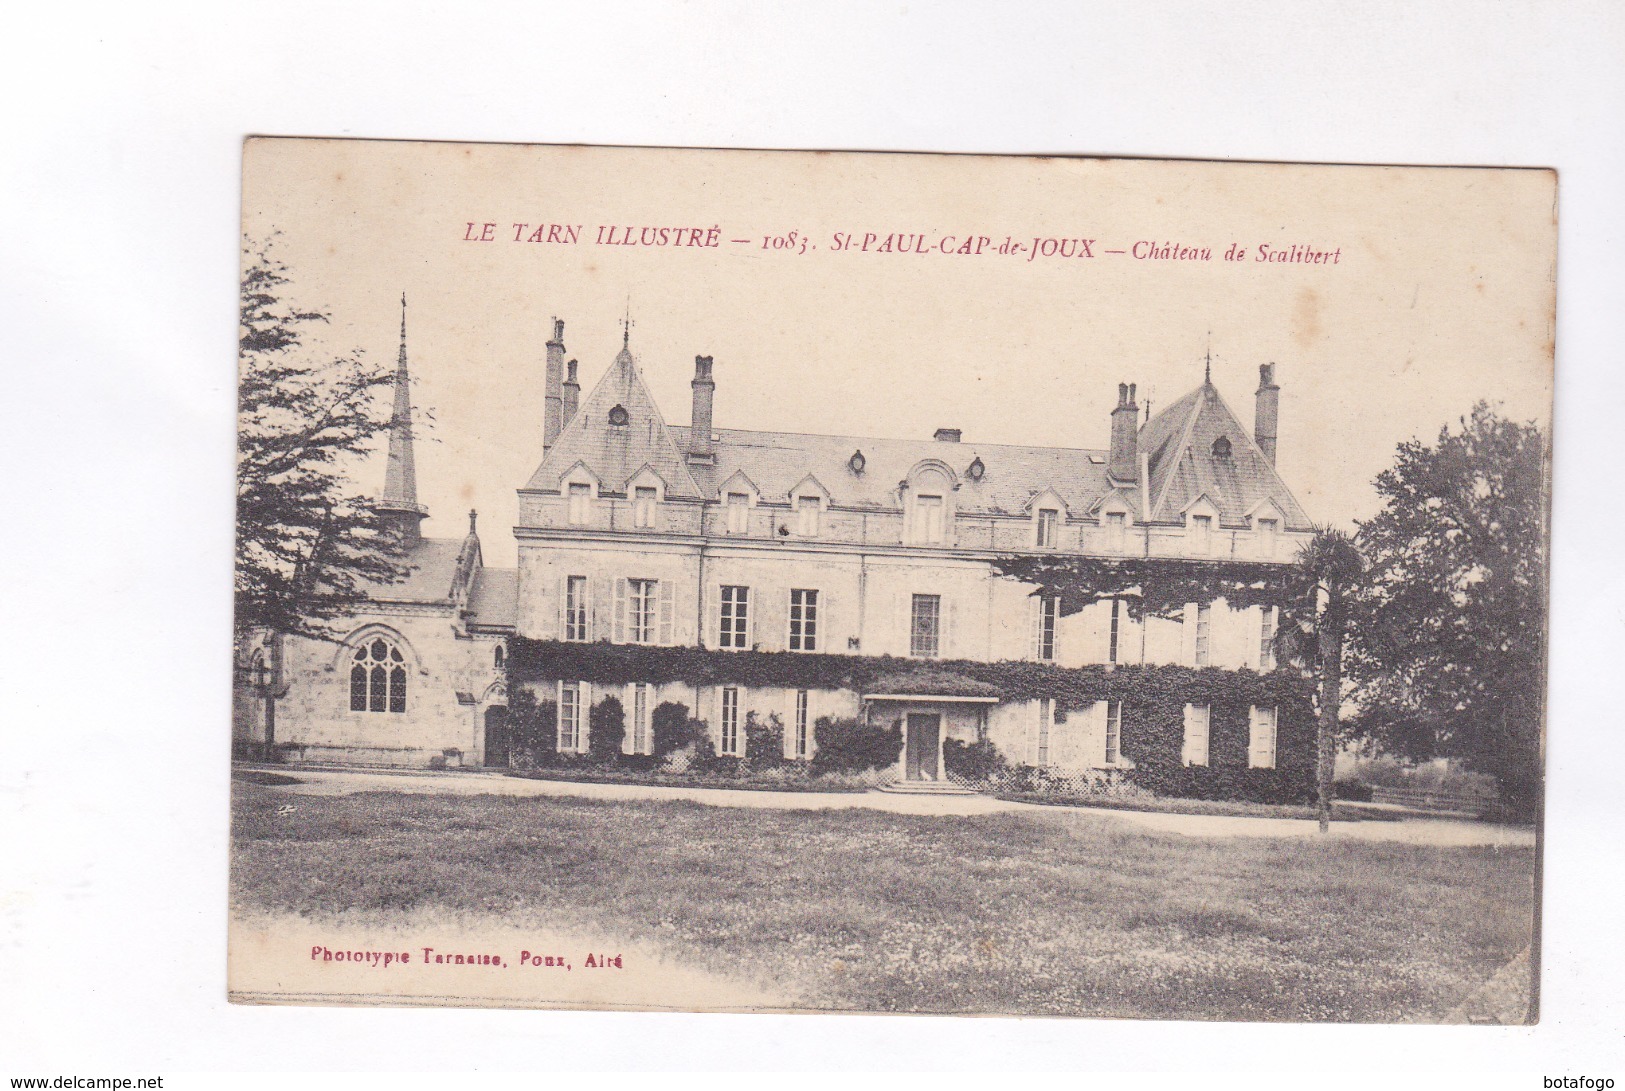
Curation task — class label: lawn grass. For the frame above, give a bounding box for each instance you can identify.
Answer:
[230,785,1535,1021]
[997,792,1397,822]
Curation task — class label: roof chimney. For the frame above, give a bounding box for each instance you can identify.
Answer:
[562,358,580,427]
[933,428,962,443]
[1108,382,1139,485]
[688,355,716,464]
[1255,363,1280,466]
[543,318,566,450]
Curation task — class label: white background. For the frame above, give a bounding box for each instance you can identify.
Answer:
[2,0,1621,1080]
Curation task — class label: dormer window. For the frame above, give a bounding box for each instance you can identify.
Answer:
[633,486,658,528]
[1191,513,1213,555]
[568,482,592,525]
[726,491,750,534]
[1106,511,1127,552]
[914,494,945,544]
[1257,517,1279,559]
[796,495,821,536]
[1212,436,1232,459]
[608,404,630,426]
[1036,508,1060,549]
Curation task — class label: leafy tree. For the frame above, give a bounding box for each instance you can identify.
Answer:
[1287,528,1364,832]
[236,235,411,641]
[1347,403,1548,820]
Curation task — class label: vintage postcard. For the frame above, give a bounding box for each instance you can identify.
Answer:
[231,139,1552,1021]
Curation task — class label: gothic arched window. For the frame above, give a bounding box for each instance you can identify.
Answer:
[350,637,407,713]
[494,644,506,669]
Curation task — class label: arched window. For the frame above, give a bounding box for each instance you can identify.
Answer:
[1211,435,1232,459]
[350,638,407,713]
[493,644,506,669]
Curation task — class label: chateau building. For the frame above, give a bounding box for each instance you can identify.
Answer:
[235,309,1315,787]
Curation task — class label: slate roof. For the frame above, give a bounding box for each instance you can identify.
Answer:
[465,567,518,629]
[524,342,702,498]
[359,537,466,604]
[1141,383,1312,530]
[668,425,1118,518]
[522,341,1311,529]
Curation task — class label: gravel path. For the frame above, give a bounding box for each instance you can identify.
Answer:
[238,765,1536,846]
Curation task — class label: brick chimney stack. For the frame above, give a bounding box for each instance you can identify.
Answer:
[1108,382,1140,485]
[562,358,580,428]
[688,355,716,464]
[543,318,566,450]
[1255,363,1280,466]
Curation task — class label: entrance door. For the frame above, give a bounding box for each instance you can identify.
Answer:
[483,705,510,768]
[905,713,941,781]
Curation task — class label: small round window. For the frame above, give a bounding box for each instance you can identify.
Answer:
[608,404,630,426]
[1211,436,1232,458]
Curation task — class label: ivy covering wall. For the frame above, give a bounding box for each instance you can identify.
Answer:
[509,638,1315,801]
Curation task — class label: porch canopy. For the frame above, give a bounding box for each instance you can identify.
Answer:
[861,669,1001,704]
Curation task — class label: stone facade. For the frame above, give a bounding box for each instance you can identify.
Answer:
[238,314,1315,787]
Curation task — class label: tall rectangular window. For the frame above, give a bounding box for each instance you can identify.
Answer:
[1183,703,1210,767]
[557,681,584,752]
[1108,598,1122,664]
[789,588,819,651]
[633,486,657,528]
[1258,518,1279,559]
[1259,605,1278,671]
[720,686,741,756]
[629,683,652,755]
[915,494,945,543]
[568,483,591,525]
[1194,603,1212,666]
[1036,508,1059,548]
[726,492,749,534]
[1035,594,1058,661]
[1191,514,1213,555]
[719,585,750,649]
[1106,511,1126,552]
[564,576,589,641]
[910,593,941,658]
[628,579,658,644]
[793,689,810,759]
[797,496,821,536]
[1105,700,1123,765]
[1036,698,1053,766]
[1250,705,1278,769]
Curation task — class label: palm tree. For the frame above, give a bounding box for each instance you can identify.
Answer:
[1292,528,1365,832]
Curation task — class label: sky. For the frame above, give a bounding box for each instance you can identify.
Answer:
[244,140,1555,568]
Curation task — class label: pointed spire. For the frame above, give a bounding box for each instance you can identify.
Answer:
[614,303,636,375]
[468,508,478,536]
[378,293,427,544]
[1204,331,1213,387]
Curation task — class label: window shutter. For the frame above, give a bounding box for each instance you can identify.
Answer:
[1090,701,1109,767]
[942,595,956,658]
[1121,606,1142,666]
[1029,594,1043,660]
[1182,704,1194,765]
[534,570,558,640]
[591,577,610,644]
[898,592,911,656]
[817,587,831,652]
[657,579,675,645]
[622,684,635,755]
[1180,602,1199,666]
[613,578,628,644]
[555,680,565,751]
[1243,605,1263,669]
[1249,706,1275,768]
[1092,600,1114,664]
[704,582,718,648]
